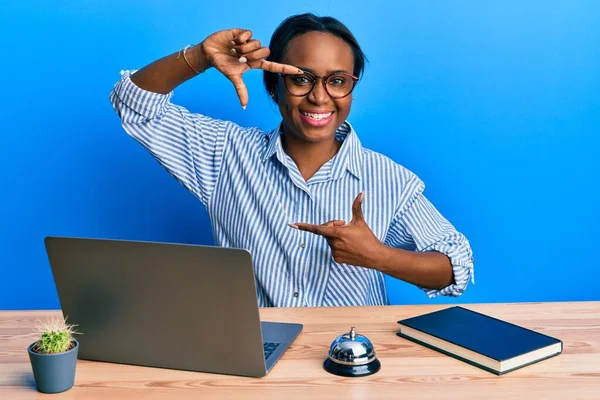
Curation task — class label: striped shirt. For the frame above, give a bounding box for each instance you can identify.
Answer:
[110,70,475,307]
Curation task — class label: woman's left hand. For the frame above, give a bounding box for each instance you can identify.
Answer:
[292,192,385,268]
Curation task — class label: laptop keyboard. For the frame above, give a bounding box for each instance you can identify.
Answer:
[263,341,281,360]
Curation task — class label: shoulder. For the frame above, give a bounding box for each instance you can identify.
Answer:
[360,147,427,220]
[344,122,425,195]
[215,119,270,148]
[360,147,424,190]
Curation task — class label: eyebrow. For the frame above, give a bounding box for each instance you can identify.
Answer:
[297,67,350,75]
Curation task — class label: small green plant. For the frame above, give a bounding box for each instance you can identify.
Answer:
[33,317,79,354]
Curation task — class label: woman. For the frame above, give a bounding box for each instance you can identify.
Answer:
[110,13,474,307]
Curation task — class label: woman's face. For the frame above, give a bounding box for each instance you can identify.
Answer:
[276,31,355,144]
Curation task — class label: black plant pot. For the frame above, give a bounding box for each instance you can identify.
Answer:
[27,339,79,394]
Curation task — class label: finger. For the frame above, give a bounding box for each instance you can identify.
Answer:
[226,29,249,44]
[231,29,253,45]
[323,220,346,227]
[295,223,338,237]
[350,192,365,224]
[317,225,338,237]
[228,74,248,109]
[232,39,261,55]
[250,59,304,75]
[293,223,320,235]
[242,47,271,63]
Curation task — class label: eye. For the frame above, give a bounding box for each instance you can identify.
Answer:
[328,76,347,86]
[290,74,314,86]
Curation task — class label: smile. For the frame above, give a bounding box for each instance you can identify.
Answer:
[299,111,335,128]
[301,111,334,120]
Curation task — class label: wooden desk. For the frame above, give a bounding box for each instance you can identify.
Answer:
[1,302,599,399]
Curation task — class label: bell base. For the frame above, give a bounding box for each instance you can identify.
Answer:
[323,358,381,377]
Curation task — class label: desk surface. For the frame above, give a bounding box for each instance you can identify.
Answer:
[1,302,599,399]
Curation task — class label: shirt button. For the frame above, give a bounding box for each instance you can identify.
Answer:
[293,292,299,297]
[299,243,306,248]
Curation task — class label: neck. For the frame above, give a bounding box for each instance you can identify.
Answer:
[281,127,342,181]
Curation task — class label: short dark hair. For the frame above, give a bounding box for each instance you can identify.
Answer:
[263,13,367,101]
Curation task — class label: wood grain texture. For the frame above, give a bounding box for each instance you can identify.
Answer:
[1,302,599,399]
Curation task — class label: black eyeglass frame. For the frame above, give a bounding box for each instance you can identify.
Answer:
[278,70,359,99]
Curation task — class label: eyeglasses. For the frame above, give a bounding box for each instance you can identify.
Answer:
[279,70,359,99]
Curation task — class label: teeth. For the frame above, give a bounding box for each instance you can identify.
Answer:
[302,112,333,121]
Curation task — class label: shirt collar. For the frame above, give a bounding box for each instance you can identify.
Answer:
[261,121,363,180]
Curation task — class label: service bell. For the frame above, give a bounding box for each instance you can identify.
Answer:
[323,327,381,377]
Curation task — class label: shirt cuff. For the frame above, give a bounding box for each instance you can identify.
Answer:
[422,242,475,298]
[111,69,173,120]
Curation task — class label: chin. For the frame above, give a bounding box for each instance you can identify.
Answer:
[295,126,337,143]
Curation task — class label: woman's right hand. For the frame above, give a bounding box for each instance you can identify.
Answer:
[199,29,303,109]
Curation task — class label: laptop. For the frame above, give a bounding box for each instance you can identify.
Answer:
[44,236,303,377]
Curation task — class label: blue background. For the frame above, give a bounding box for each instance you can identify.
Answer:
[1,1,598,310]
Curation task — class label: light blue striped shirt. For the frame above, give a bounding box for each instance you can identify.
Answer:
[110,70,474,307]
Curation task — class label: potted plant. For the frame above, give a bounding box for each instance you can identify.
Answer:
[27,316,80,394]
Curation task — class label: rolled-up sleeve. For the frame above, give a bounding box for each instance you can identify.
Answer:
[109,69,231,206]
[385,178,475,297]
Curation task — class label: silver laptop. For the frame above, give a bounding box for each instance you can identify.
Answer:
[44,236,303,377]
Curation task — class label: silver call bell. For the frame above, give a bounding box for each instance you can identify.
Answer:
[323,327,381,377]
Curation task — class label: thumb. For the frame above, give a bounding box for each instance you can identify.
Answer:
[350,192,365,224]
[228,74,248,109]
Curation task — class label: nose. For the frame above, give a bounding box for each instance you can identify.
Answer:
[307,78,330,105]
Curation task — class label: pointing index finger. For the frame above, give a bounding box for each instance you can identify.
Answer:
[295,223,337,237]
[252,59,304,75]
